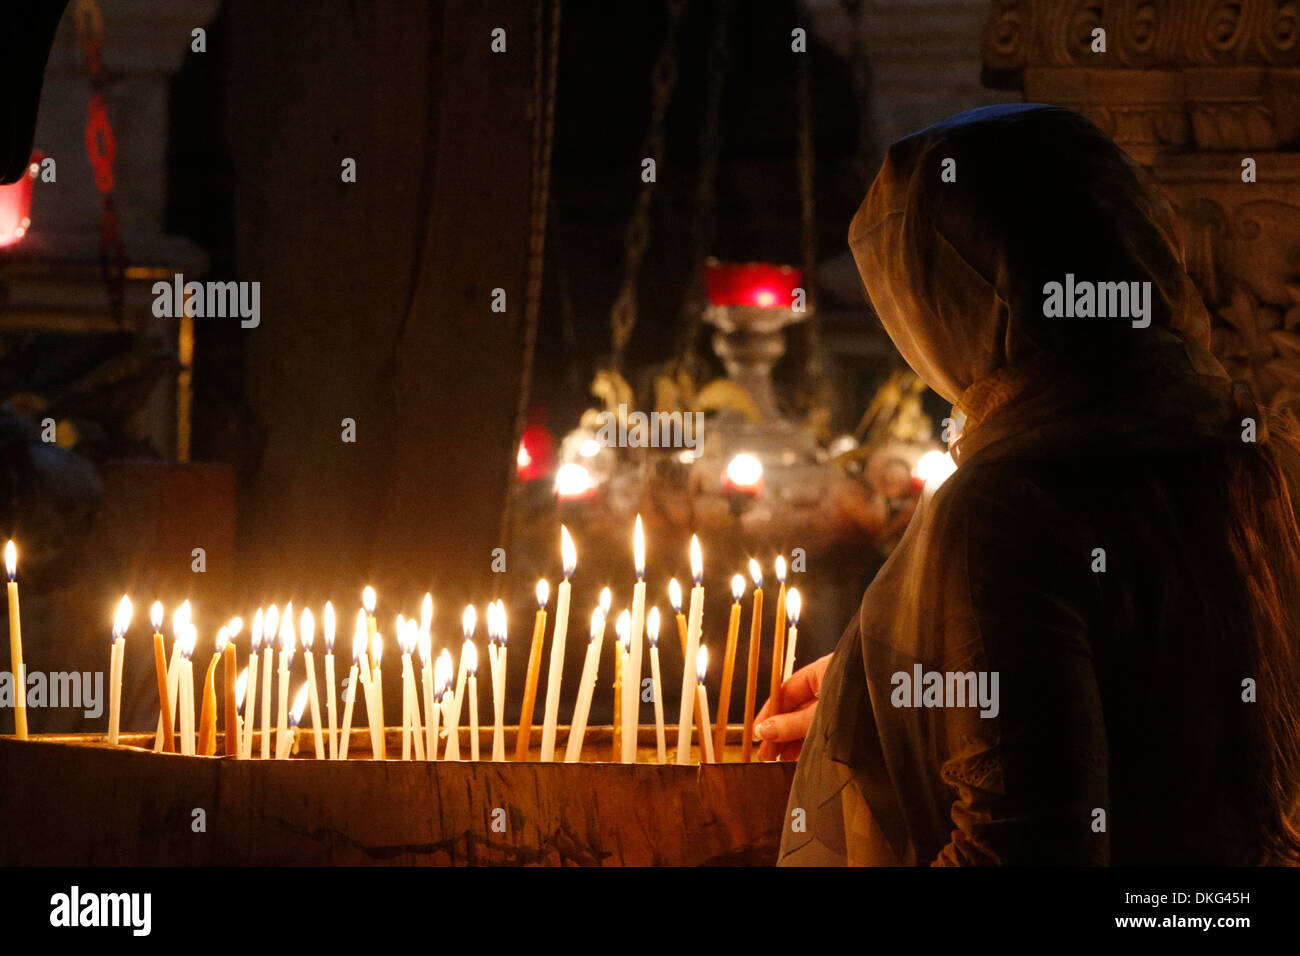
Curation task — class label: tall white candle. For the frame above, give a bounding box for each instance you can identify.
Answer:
[452,605,476,745]
[339,628,365,759]
[418,630,435,760]
[260,604,278,758]
[647,606,666,764]
[564,605,607,763]
[676,535,704,765]
[4,541,26,738]
[278,683,309,759]
[783,588,801,682]
[488,600,507,761]
[323,601,337,759]
[400,618,424,761]
[624,515,647,763]
[368,631,385,759]
[107,596,132,746]
[438,648,458,760]
[276,604,296,759]
[466,640,480,761]
[540,525,576,761]
[235,666,249,758]
[241,608,263,759]
[300,608,325,759]
[695,644,715,763]
[617,610,635,762]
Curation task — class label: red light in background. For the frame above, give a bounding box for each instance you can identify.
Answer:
[704,261,802,309]
[0,153,40,248]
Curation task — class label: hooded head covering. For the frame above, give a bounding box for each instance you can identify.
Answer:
[849,104,1218,414]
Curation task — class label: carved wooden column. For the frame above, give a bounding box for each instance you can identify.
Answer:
[983,0,1300,415]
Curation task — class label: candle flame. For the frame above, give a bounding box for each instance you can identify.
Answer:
[289,682,309,726]
[417,630,431,666]
[112,595,132,640]
[668,577,682,613]
[180,624,197,660]
[215,626,229,655]
[279,602,296,653]
[749,558,763,589]
[370,632,383,668]
[560,525,577,578]
[323,601,336,653]
[228,617,243,639]
[351,628,367,665]
[731,574,745,603]
[690,535,703,584]
[3,540,15,580]
[599,586,612,615]
[786,587,801,626]
[362,585,376,615]
[151,600,164,632]
[236,667,249,711]
[775,555,787,584]
[487,600,503,645]
[251,608,264,652]
[354,608,366,639]
[265,604,280,645]
[616,609,631,653]
[420,592,433,637]
[395,613,406,644]
[300,608,315,651]
[435,648,454,697]
[633,514,646,579]
[696,644,708,683]
[403,618,419,656]
[464,639,479,678]
[647,605,660,647]
[173,600,192,638]
[536,578,550,609]
[589,606,604,641]
[495,599,508,646]
[462,604,477,640]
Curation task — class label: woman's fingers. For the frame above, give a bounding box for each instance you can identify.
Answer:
[754,697,817,753]
[754,654,831,727]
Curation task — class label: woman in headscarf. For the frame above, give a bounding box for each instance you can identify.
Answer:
[757,104,1300,865]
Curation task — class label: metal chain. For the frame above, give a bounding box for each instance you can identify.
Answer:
[500,0,562,547]
[672,0,730,378]
[74,0,127,326]
[608,0,688,367]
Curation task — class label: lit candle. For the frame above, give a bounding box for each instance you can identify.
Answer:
[668,578,687,657]
[4,541,25,739]
[714,574,745,760]
[769,556,788,717]
[515,579,549,761]
[362,587,385,759]
[696,644,715,763]
[323,601,337,759]
[616,610,633,763]
[741,560,764,762]
[466,639,480,761]
[452,605,476,750]
[260,604,278,759]
[647,606,666,764]
[276,604,296,759]
[783,588,801,682]
[179,624,197,756]
[277,683,309,759]
[241,609,263,760]
[564,604,607,763]
[338,627,365,760]
[198,626,226,756]
[623,515,647,764]
[399,618,424,761]
[150,601,174,754]
[438,648,459,760]
[369,629,385,759]
[611,624,622,763]
[676,536,704,765]
[224,617,241,757]
[418,627,435,761]
[107,596,132,746]
[235,666,249,757]
[432,651,449,759]
[540,526,576,762]
[353,610,380,759]
[298,608,324,759]
[488,600,507,761]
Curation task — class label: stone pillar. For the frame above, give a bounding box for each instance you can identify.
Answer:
[983,0,1300,415]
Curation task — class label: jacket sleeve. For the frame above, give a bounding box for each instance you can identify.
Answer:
[932,470,1110,866]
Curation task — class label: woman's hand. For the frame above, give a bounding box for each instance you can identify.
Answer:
[753,653,832,762]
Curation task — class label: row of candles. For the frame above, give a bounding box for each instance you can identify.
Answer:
[4,522,803,763]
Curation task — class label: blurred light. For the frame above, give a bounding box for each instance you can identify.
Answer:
[915,450,957,491]
[555,463,593,499]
